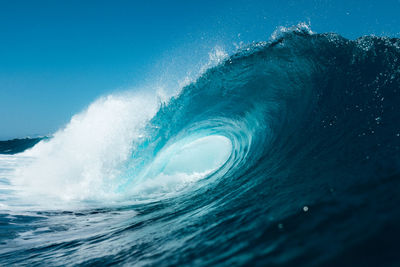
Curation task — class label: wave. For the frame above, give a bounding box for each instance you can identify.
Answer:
[0,137,44,154]
[1,27,400,265]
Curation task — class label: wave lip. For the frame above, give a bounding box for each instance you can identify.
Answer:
[1,28,400,266]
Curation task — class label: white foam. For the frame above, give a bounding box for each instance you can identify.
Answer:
[270,22,314,41]
[5,45,234,208]
[13,91,159,204]
[9,95,232,206]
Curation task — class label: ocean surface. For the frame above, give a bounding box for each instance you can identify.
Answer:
[1,27,400,266]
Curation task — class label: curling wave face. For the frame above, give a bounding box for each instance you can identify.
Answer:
[1,27,400,266]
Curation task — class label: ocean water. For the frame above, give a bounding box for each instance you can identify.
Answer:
[1,27,400,266]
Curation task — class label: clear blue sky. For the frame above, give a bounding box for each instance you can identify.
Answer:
[1,0,400,140]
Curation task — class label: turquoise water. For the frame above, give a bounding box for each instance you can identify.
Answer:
[1,28,400,266]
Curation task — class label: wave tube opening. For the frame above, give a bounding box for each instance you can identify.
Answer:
[128,135,232,196]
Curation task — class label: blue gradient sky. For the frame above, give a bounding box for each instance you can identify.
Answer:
[1,0,400,139]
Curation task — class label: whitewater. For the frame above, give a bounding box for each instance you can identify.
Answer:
[1,25,400,266]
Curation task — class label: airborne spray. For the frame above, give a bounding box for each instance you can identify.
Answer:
[1,27,400,266]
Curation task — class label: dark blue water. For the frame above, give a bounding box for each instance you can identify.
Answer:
[0,138,43,154]
[1,29,400,266]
